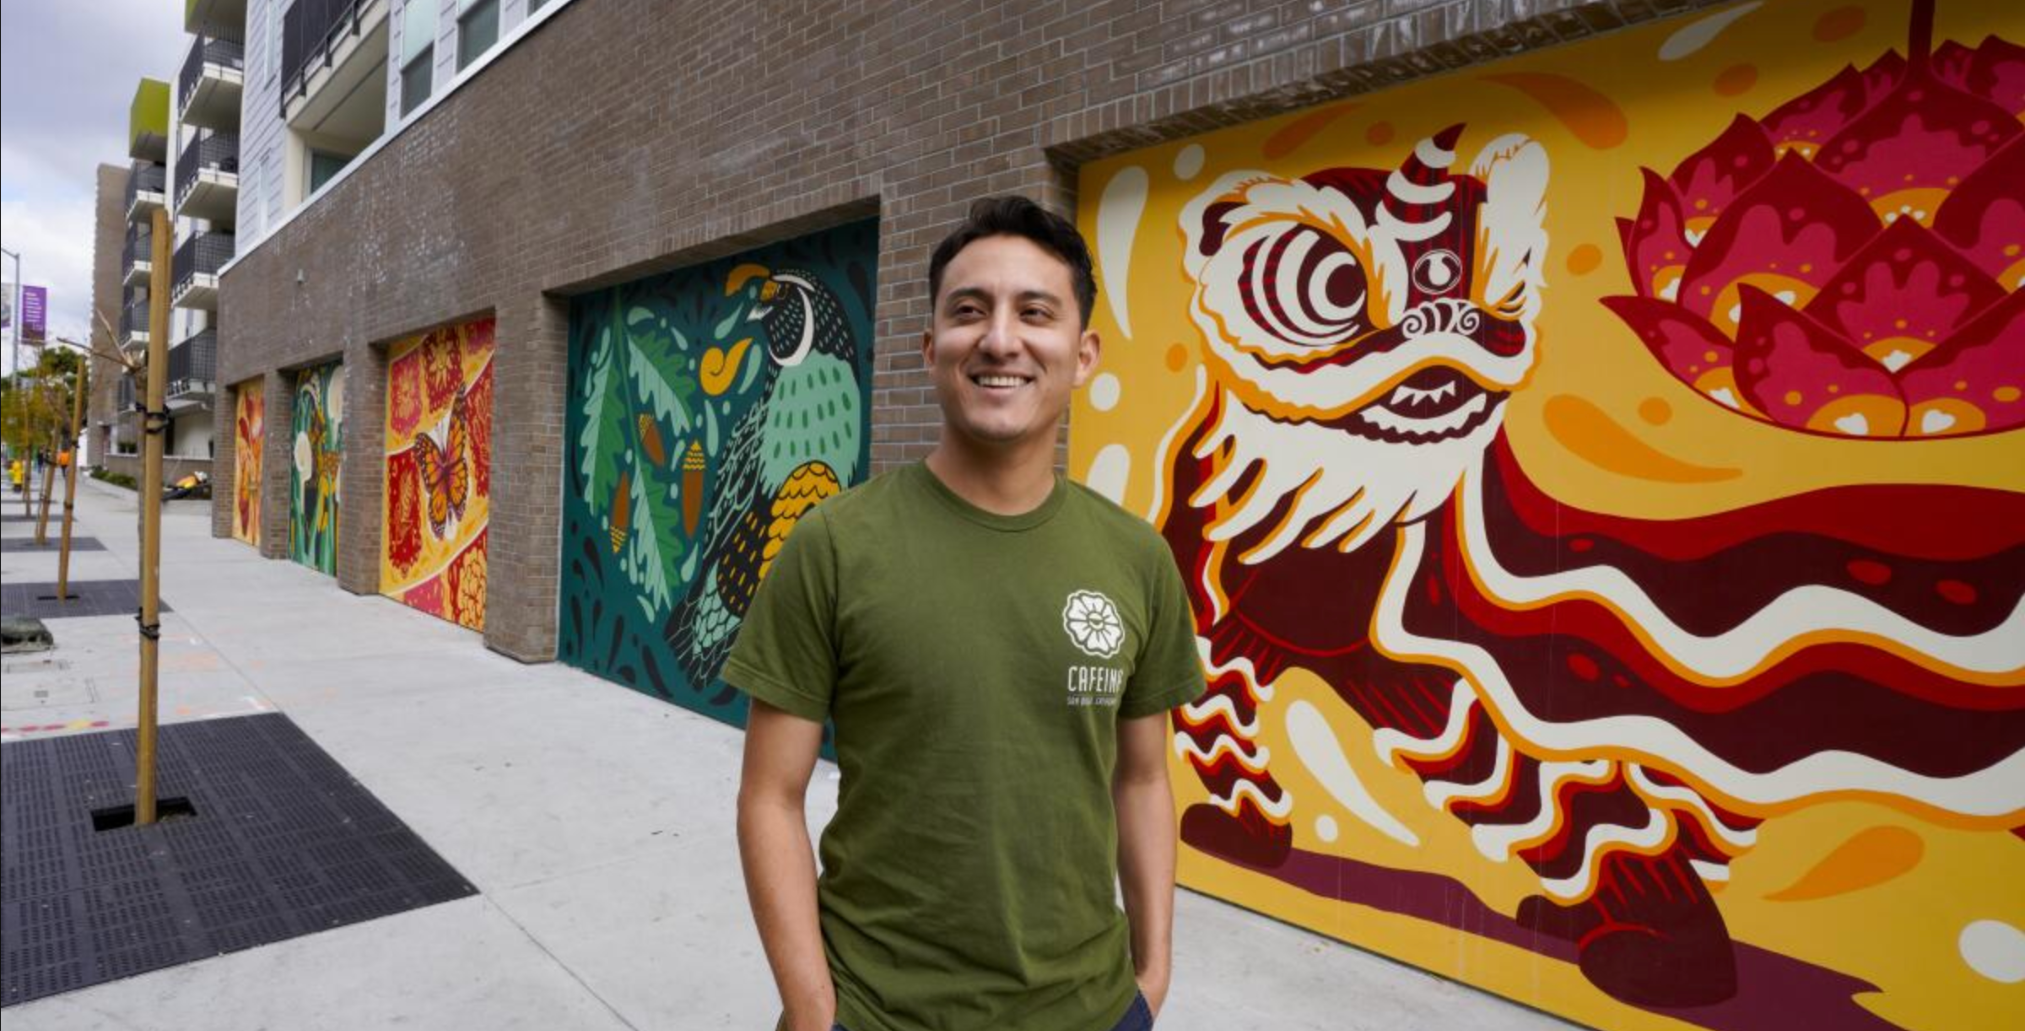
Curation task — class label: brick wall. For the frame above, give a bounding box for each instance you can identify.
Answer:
[216,0,1722,662]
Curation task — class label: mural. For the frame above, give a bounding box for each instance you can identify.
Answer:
[232,377,264,546]
[1071,2,2024,1029]
[289,360,344,574]
[383,318,495,630]
[560,220,877,725]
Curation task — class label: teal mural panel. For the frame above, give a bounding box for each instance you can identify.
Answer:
[289,360,345,574]
[560,219,877,725]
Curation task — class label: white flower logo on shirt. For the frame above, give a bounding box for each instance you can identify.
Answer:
[1063,590,1125,659]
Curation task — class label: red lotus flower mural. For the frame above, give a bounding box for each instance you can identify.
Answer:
[1606,1,2024,438]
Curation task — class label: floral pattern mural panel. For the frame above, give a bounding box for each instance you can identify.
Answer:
[560,219,877,728]
[383,317,494,630]
[1069,2,2024,1030]
[289,360,344,574]
[233,377,264,547]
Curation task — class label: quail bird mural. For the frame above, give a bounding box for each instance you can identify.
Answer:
[666,262,864,696]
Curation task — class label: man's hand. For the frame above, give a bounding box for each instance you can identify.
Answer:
[740,700,836,1031]
[1135,962,1172,1017]
[1115,711,1178,1022]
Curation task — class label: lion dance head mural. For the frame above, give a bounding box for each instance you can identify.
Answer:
[1080,1,2024,1027]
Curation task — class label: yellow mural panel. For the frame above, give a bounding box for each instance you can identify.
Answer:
[232,377,263,547]
[1072,2,2025,1028]
[381,318,494,630]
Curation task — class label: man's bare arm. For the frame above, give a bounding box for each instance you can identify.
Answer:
[1114,711,1178,1016]
[737,699,835,1031]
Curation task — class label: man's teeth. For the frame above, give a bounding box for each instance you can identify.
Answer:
[974,375,1027,388]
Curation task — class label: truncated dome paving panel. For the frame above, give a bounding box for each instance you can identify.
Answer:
[1,713,475,1007]
[1,537,107,553]
[0,581,167,621]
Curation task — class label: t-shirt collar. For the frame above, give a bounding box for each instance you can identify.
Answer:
[909,461,1068,532]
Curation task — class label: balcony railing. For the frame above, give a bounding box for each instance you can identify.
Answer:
[172,230,236,297]
[177,31,244,114]
[168,329,219,399]
[121,299,152,342]
[174,130,239,213]
[281,0,372,116]
[123,225,155,270]
[125,162,167,214]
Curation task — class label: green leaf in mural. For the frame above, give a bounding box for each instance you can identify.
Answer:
[621,458,685,620]
[576,325,632,515]
[628,339,692,436]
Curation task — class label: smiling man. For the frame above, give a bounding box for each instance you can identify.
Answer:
[725,196,1205,1031]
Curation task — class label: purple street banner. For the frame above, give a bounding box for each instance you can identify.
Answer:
[21,285,47,344]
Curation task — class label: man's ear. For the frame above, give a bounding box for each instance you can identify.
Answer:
[921,326,936,367]
[1072,328,1101,388]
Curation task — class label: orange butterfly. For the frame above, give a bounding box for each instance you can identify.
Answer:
[411,392,471,539]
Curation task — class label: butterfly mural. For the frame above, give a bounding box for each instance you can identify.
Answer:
[384,318,494,630]
[289,361,344,574]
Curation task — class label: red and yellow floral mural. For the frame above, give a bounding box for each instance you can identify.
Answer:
[232,377,263,547]
[382,317,494,630]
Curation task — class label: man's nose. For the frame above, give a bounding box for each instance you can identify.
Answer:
[978,310,1023,358]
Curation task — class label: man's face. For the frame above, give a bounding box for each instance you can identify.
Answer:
[923,234,1100,453]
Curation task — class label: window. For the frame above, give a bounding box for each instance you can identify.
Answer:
[399,0,438,117]
[309,150,349,194]
[457,0,499,71]
[529,0,547,12]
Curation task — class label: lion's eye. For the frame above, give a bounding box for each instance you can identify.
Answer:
[1235,225,1367,348]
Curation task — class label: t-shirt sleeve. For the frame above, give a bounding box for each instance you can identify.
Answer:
[1121,537,1207,719]
[719,507,839,724]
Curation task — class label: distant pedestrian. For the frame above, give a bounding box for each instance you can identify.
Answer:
[727,196,1202,1031]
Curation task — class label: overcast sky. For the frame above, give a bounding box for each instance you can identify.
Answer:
[2,0,188,375]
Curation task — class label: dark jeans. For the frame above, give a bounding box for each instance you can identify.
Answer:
[829,991,1154,1031]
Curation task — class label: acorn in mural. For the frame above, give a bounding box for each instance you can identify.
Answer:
[1605,0,2024,439]
[682,440,706,537]
[608,468,631,554]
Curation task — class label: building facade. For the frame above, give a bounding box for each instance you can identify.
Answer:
[86,162,128,467]
[206,2,2025,1030]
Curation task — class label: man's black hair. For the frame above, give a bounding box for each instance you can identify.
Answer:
[927,196,1099,328]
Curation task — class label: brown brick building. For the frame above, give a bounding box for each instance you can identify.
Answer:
[215,0,1720,664]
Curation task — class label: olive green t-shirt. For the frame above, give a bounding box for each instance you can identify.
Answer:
[721,462,1205,1031]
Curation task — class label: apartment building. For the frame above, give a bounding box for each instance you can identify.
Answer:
[85,162,128,467]
[90,0,243,485]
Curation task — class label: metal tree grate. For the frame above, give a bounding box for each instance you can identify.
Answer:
[1,713,476,1007]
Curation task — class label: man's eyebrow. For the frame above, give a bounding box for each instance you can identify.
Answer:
[940,286,1066,308]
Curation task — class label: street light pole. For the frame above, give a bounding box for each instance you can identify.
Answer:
[1,247,19,381]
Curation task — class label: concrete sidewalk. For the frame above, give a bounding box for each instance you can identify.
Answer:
[1,480,1572,1031]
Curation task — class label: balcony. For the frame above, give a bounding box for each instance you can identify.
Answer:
[178,30,245,131]
[123,226,155,289]
[167,329,218,407]
[171,231,235,311]
[121,298,152,348]
[186,0,247,34]
[130,78,170,162]
[125,161,167,223]
[174,129,239,225]
[282,0,388,138]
